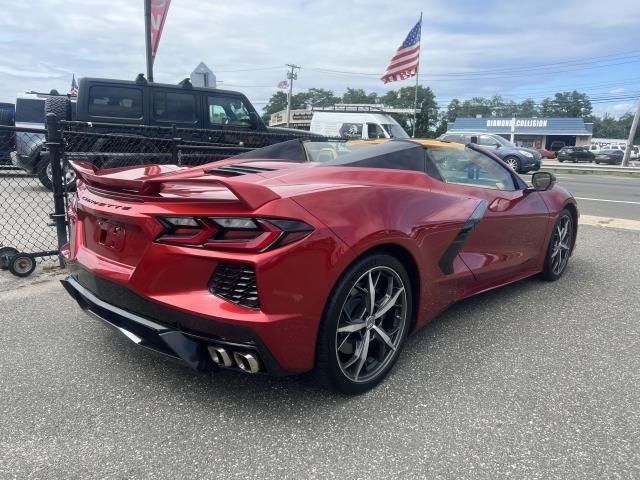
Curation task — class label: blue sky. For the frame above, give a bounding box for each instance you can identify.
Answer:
[0,0,638,117]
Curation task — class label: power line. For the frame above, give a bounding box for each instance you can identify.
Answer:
[305,53,640,81]
[214,66,283,73]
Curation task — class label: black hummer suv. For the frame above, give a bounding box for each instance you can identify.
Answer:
[14,76,321,190]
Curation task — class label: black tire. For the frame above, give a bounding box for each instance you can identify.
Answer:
[503,156,521,173]
[36,155,53,190]
[0,108,14,126]
[9,254,36,277]
[558,158,564,163]
[0,247,19,270]
[540,209,574,282]
[44,96,72,121]
[36,155,77,192]
[315,253,413,394]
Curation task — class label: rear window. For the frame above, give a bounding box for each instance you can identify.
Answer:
[88,86,143,119]
[15,98,45,123]
[152,92,196,123]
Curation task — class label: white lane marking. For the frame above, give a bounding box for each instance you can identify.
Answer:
[575,197,640,205]
[580,215,640,231]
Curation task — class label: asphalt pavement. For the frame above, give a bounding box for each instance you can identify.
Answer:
[1,225,639,479]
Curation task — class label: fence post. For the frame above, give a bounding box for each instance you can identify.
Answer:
[170,124,181,165]
[45,113,68,267]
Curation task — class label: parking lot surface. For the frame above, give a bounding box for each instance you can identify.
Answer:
[1,225,639,479]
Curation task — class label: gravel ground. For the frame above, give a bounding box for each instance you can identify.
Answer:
[0,225,639,479]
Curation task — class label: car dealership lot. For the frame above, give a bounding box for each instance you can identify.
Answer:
[1,225,639,479]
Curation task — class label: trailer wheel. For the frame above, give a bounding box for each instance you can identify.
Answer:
[9,254,36,277]
[0,247,19,270]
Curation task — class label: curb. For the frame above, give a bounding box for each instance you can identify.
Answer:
[538,166,640,178]
[579,215,640,231]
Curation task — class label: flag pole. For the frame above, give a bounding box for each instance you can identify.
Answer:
[144,0,154,82]
[412,12,422,138]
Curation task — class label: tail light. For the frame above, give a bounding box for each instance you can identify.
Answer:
[156,216,313,252]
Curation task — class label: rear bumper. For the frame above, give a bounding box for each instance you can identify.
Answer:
[61,274,290,376]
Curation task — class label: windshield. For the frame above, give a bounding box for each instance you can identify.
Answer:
[381,124,409,139]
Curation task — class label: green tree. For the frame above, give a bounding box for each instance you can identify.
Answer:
[381,85,438,137]
[435,98,461,137]
[592,112,640,143]
[517,98,539,117]
[540,91,592,118]
[305,88,340,108]
[342,88,378,104]
[261,91,312,122]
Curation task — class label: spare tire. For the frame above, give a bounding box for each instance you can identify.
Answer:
[44,96,72,121]
[0,107,14,126]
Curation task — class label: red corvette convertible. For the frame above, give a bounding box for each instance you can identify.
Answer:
[61,139,578,394]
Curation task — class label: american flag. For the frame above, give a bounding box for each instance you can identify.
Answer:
[380,16,422,84]
[70,74,78,96]
[277,80,289,90]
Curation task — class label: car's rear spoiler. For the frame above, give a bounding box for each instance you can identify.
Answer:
[69,161,280,210]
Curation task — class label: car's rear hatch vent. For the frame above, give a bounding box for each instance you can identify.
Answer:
[206,165,277,177]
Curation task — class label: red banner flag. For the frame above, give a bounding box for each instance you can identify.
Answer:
[150,0,171,58]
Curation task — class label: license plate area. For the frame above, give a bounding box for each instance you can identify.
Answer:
[97,219,126,251]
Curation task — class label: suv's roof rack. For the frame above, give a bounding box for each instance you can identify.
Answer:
[312,104,420,115]
[23,90,74,99]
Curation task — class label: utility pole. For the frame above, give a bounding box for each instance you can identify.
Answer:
[285,64,300,128]
[621,102,640,167]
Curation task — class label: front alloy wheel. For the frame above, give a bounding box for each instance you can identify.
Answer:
[316,254,412,394]
[541,210,574,281]
[504,156,520,172]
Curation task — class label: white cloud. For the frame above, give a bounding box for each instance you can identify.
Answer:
[0,0,638,116]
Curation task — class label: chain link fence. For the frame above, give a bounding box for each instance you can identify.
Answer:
[0,125,60,276]
[59,120,324,169]
[0,115,329,277]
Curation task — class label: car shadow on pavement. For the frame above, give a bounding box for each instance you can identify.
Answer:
[86,256,588,420]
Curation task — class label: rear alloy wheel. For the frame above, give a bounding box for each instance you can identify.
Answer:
[541,210,574,281]
[316,254,412,394]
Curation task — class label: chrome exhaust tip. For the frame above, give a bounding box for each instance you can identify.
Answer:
[207,346,233,368]
[233,351,261,374]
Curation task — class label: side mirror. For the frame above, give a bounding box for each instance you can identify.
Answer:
[530,171,556,191]
[494,142,501,148]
